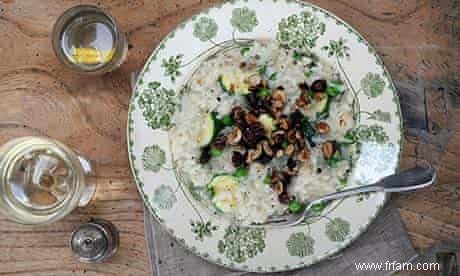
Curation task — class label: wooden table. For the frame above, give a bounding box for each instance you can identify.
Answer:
[0,0,458,275]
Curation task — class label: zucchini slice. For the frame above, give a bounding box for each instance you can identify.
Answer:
[208,175,239,212]
[197,113,215,147]
[218,73,250,95]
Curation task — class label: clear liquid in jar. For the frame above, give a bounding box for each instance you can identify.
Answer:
[61,13,117,70]
[7,150,74,210]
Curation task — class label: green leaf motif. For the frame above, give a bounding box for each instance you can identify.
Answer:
[355,125,390,144]
[218,226,265,263]
[142,145,165,172]
[193,17,218,42]
[367,110,391,123]
[230,7,258,33]
[277,11,325,52]
[325,218,350,242]
[190,220,218,241]
[286,232,314,257]
[138,82,178,130]
[361,73,385,98]
[161,55,183,82]
[152,185,177,210]
[321,38,350,58]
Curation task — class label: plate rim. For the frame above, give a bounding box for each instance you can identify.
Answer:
[126,0,403,272]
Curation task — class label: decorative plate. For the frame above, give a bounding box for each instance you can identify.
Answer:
[127,0,402,272]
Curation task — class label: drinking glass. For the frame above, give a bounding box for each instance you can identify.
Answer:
[52,5,128,74]
[0,137,96,224]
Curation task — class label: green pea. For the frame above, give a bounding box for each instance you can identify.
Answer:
[220,115,233,126]
[289,199,303,213]
[210,149,223,157]
[234,167,249,178]
[263,175,272,185]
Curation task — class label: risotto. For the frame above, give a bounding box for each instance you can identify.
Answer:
[171,40,355,224]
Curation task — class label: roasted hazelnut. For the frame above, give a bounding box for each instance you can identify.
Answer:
[232,151,245,168]
[298,148,310,162]
[311,79,327,92]
[295,130,304,141]
[317,122,330,134]
[246,144,262,163]
[272,88,287,103]
[295,93,310,108]
[278,116,290,130]
[287,129,297,144]
[273,181,284,195]
[212,135,227,150]
[322,141,335,159]
[261,140,273,156]
[285,144,296,156]
[313,92,326,101]
[272,100,284,109]
[232,106,246,125]
[242,123,266,148]
[227,127,242,145]
[245,112,258,124]
[271,130,286,145]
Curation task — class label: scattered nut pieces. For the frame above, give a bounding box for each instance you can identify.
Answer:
[284,144,296,156]
[298,148,310,162]
[273,181,284,195]
[245,112,258,124]
[322,141,335,159]
[272,88,286,103]
[278,117,290,130]
[317,122,330,134]
[295,93,310,108]
[227,127,242,145]
[246,144,263,163]
[261,140,273,156]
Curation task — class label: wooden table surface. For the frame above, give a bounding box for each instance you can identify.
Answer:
[0,0,458,275]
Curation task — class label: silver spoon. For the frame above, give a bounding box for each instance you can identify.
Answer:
[249,165,436,228]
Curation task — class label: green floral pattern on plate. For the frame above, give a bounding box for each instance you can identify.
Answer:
[191,220,218,241]
[152,184,177,210]
[142,145,166,172]
[128,0,402,272]
[286,232,314,257]
[325,218,351,242]
[230,7,258,33]
[193,17,218,41]
[137,82,178,130]
[322,38,350,58]
[361,72,385,98]
[355,125,390,144]
[277,11,325,52]
[161,54,183,82]
[218,226,266,263]
[367,110,391,123]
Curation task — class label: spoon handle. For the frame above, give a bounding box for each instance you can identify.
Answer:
[312,166,436,203]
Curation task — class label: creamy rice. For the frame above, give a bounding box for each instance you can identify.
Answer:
[171,41,355,223]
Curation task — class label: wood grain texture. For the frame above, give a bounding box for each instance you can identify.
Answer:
[0,0,458,275]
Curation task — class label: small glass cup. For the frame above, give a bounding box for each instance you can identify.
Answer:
[0,137,96,224]
[52,5,128,74]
